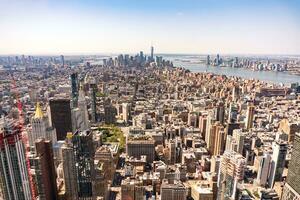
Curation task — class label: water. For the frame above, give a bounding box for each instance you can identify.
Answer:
[164,55,300,85]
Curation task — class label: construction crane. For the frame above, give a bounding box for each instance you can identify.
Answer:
[11,73,36,199]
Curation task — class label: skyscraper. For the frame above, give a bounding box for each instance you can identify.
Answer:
[60,55,64,67]
[199,114,208,140]
[0,118,32,200]
[232,129,245,154]
[206,55,210,65]
[33,139,58,200]
[213,128,226,156]
[256,152,271,187]
[228,103,238,123]
[62,135,78,200]
[73,130,95,198]
[49,98,72,140]
[89,86,97,123]
[267,141,288,188]
[205,113,216,149]
[151,46,154,61]
[214,101,225,124]
[122,103,130,123]
[77,87,90,130]
[217,151,246,200]
[281,133,300,199]
[216,54,220,66]
[62,130,95,199]
[29,102,57,149]
[104,102,117,124]
[71,72,79,107]
[208,121,224,155]
[245,103,255,130]
[232,86,240,102]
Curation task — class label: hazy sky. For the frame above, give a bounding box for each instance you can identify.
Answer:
[0,0,300,55]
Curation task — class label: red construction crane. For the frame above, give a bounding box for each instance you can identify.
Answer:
[11,74,36,199]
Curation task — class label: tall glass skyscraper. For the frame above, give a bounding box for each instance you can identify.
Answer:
[281,133,300,200]
[0,118,32,200]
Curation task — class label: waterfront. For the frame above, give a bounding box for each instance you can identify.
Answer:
[165,55,300,85]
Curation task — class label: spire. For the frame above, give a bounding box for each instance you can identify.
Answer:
[34,102,44,119]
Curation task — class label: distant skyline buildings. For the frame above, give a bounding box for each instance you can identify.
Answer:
[0,0,300,55]
[0,43,299,200]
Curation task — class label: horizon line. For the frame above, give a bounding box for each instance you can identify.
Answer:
[0,52,300,57]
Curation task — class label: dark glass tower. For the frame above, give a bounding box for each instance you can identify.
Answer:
[49,98,72,140]
[62,130,95,199]
[71,72,79,107]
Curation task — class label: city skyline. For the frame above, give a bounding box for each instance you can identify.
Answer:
[1,0,300,55]
[0,37,300,200]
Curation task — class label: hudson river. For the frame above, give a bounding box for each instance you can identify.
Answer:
[165,56,299,85]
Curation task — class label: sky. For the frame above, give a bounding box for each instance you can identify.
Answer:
[0,0,300,55]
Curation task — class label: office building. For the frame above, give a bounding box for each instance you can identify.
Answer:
[122,103,130,123]
[245,103,255,130]
[256,153,271,187]
[62,130,95,200]
[49,98,72,140]
[167,140,176,165]
[0,118,32,200]
[78,87,89,128]
[206,55,210,65]
[121,183,135,200]
[199,114,207,140]
[205,113,216,150]
[188,112,198,127]
[29,102,57,149]
[62,136,78,200]
[89,86,97,123]
[268,141,288,188]
[71,72,79,107]
[281,133,300,199]
[228,103,238,123]
[72,87,89,131]
[232,129,245,154]
[279,119,300,143]
[232,86,240,102]
[104,102,117,124]
[217,151,246,200]
[214,101,225,124]
[213,128,226,156]
[191,181,214,200]
[121,178,145,200]
[225,122,240,136]
[126,136,155,163]
[151,46,154,61]
[225,130,245,155]
[160,181,187,200]
[60,55,64,67]
[208,122,224,155]
[216,54,220,66]
[33,139,58,200]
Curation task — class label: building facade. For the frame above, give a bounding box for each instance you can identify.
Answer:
[0,119,32,200]
[281,133,300,200]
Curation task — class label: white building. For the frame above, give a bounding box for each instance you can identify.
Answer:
[256,153,271,186]
[29,103,57,149]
